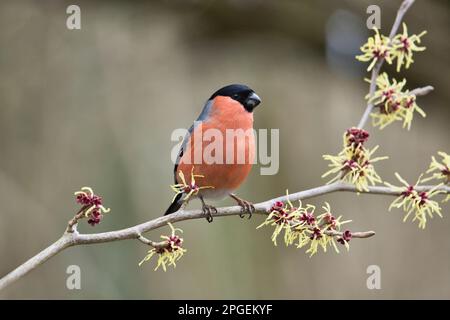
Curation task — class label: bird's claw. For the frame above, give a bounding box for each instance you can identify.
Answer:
[202,204,217,223]
[237,199,255,219]
[230,194,255,219]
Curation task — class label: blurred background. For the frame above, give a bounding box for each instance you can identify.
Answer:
[0,0,449,299]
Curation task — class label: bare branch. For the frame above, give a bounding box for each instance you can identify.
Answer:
[325,230,376,239]
[137,234,167,249]
[410,85,434,97]
[1,181,448,292]
[388,0,415,39]
[66,206,89,233]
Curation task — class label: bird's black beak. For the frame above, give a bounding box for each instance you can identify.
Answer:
[245,92,261,110]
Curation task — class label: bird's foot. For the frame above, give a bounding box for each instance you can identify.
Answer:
[202,204,217,223]
[230,194,255,219]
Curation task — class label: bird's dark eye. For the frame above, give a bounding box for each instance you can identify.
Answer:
[232,93,239,99]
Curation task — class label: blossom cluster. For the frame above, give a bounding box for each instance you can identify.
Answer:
[139,223,187,271]
[356,24,426,72]
[74,187,110,226]
[170,167,213,204]
[385,173,445,229]
[368,73,426,130]
[423,152,450,185]
[322,128,388,191]
[356,28,392,71]
[257,195,352,257]
[392,23,427,72]
[423,151,450,203]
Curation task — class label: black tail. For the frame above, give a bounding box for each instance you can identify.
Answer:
[164,193,183,215]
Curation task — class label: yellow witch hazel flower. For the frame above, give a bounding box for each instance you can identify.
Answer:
[289,202,352,257]
[322,128,388,192]
[170,167,214,204]
[256,192,301,246]
[368,73,426,130]
[367,72,406,106]
[356,24,426,72]
[257,194,353,257]
[391,23,427,72]
[74,187,111,226]
[356,28,393,71]
[423,152,450,184]
[385,173,445,229]
[139,223,187,271]
[423,152,450,202]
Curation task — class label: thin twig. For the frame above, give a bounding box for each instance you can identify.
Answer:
[137,234,167,249]
[325,230,376,239]
[66,205,89,233]
[410,85,434,97]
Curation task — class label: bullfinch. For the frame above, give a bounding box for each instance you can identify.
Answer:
[164,84,262,222]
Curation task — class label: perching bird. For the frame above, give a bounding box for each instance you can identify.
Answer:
[164,84,262,222]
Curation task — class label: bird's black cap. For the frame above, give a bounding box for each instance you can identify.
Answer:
[209,84,261,112]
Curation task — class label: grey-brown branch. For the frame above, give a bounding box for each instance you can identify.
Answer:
[1,182,449,291]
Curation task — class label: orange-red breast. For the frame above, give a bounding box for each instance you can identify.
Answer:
[165,84,261,221]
